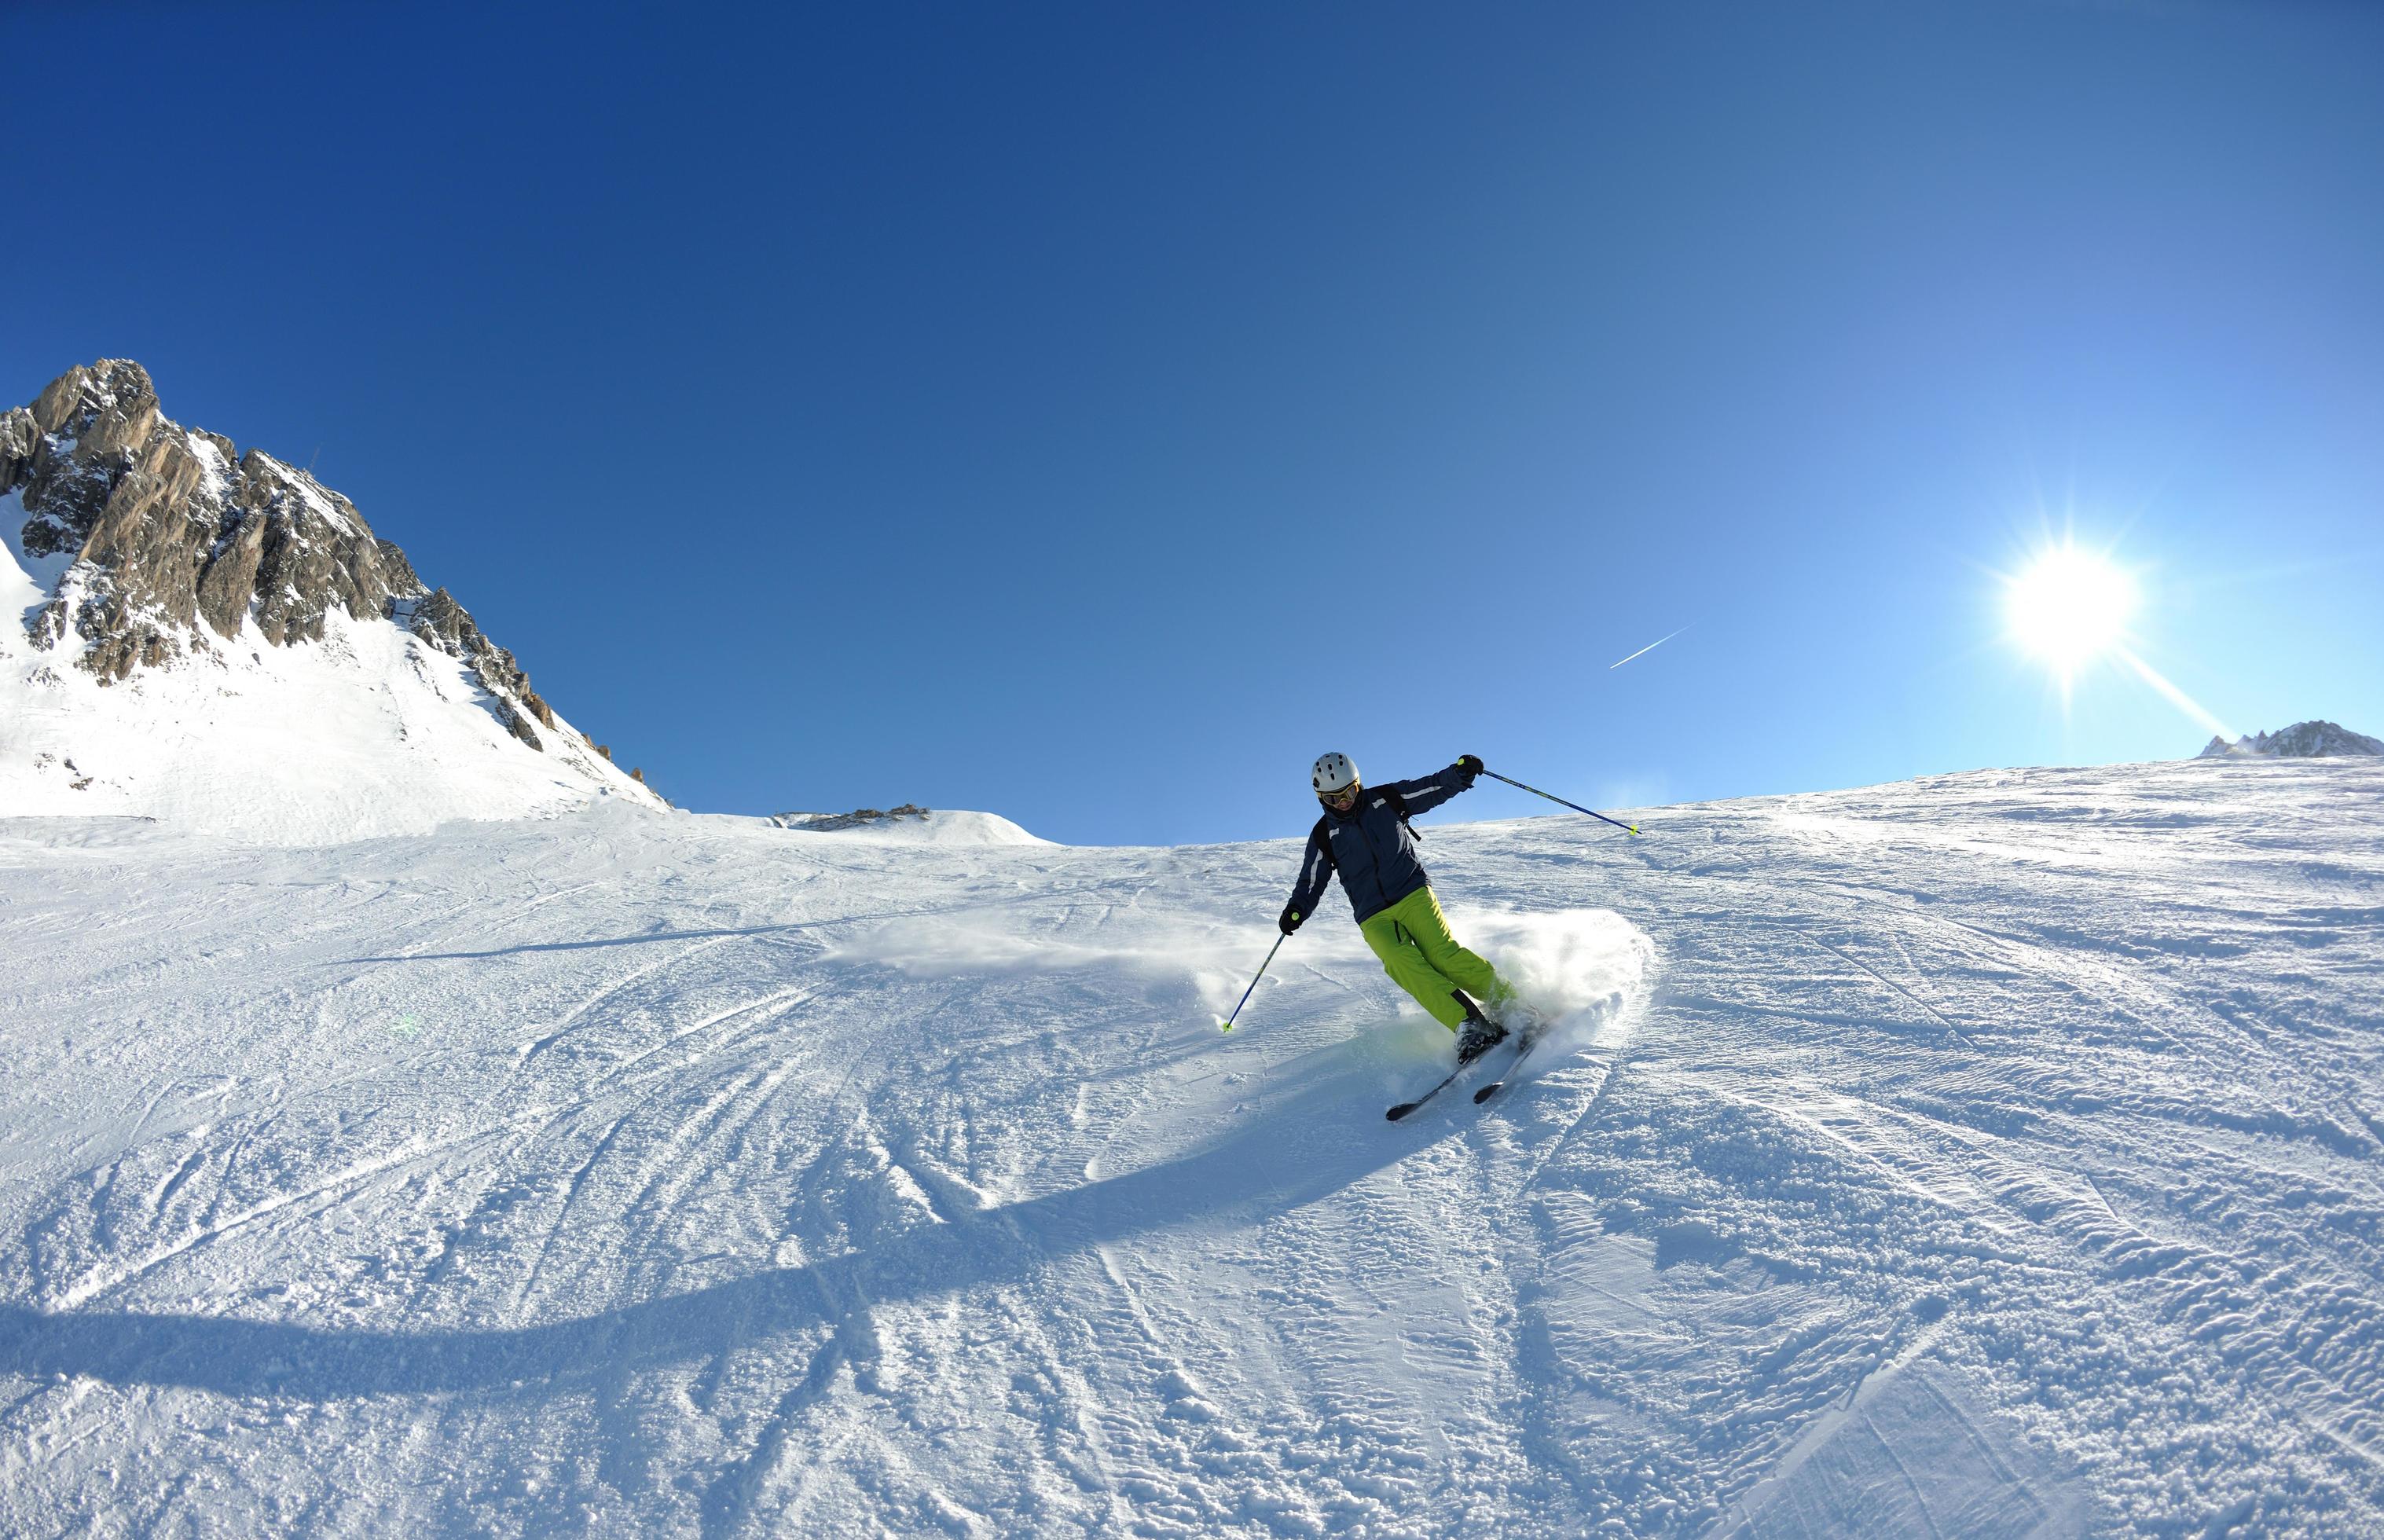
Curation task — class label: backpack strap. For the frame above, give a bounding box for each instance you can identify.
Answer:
[1384,786,1422,840]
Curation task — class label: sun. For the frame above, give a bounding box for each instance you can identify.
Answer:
[2005,543,2137,674]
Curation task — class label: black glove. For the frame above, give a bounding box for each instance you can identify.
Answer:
[1458,754,1484,779]
[1278,906,1304,936]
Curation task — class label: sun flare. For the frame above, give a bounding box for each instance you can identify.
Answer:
[2005,544,2137,674]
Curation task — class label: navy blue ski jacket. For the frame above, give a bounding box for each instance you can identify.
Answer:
[1284,761,1478,926]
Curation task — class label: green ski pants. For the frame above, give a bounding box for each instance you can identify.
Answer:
[1359,886,1513,1031]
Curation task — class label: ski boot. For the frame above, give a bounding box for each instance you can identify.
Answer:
[1454,993,1508,1064]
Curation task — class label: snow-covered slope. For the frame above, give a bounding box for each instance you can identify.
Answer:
[0,553,658,845]
[1,361,666,842]
[4,758,2382,1536]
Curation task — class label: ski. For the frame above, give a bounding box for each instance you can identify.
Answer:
[1385,1060,1474,1122]
[1471,1031,1546,1104]
[1468,1020,1564,1106]
[1385,1028,1531,1122]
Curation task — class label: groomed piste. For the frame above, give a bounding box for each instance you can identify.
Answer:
[2,757,2380,1535]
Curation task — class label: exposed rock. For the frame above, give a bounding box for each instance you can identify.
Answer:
[19,361,165,563]
[622,768,675,808]
[770,804,930,832]
[390,588,562,751]
[0,406,39,490]
[6,361,428,681]
[2197,720,2383,759]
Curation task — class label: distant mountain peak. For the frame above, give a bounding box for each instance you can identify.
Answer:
[6,359,427,680]
[2,359,666,839]
[2196,720,2383,760]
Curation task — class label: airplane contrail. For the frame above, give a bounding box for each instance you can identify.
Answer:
[1610,625,1690,670]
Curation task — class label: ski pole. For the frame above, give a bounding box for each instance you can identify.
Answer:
[1483,769,1639,834]
[1219,933,1286,1032]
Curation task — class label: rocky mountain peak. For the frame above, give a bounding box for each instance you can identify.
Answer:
[4,359,430,682]
[3,360,659,820]
[2196,720,2384,759]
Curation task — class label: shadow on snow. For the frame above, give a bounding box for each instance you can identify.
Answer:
[1,1034,1471,1402]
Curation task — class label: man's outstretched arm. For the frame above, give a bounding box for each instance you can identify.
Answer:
[1382,755,1484,817]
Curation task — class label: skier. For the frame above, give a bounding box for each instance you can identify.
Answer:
[1280,752,1520,1063]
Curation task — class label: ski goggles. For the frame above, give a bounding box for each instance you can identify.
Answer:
[1319,783,1361,808]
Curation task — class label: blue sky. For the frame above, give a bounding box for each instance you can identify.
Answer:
[9,1,2381,845]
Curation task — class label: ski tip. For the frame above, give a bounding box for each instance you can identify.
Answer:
[1386,1102,1418,1122]
[1473,1081,1504,1103]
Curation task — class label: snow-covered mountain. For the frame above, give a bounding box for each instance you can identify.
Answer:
[2197,719,2383,759]
[4,757,2380,1536]
[1,361,666,842]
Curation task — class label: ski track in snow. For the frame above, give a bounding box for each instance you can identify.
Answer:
[2,760,2382,1535]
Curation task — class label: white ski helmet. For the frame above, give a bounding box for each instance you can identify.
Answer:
[1312,752,1359,795]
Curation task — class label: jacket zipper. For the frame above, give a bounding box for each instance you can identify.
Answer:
[1351,805,1388,916]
